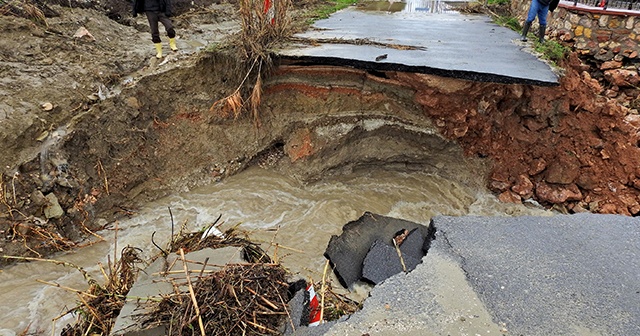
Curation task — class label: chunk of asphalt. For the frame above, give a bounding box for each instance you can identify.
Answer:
[398,228,425,259]
[324,212,430,288]
[284,288,310,335]
[362,239,422,284]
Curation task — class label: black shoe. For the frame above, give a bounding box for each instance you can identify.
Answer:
[538,24,546,43]
[521,21,532,42]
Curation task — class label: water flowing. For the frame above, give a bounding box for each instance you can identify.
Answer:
[0,166,550,334]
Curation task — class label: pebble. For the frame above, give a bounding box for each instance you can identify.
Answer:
[41,102,53,111]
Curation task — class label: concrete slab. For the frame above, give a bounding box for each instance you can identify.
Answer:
[325,246,505,335]
[110,257,173,336]
[279,8,559,85]
[110,246,245,335]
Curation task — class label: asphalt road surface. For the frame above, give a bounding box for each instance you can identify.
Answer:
[280,7,559,86]
[316,214,639,336]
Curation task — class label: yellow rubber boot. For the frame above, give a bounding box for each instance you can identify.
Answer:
[169,38,178,52]
[154,43,163,59]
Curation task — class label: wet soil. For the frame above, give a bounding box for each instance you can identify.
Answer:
[1,0,640,267]
[0,0,245,263]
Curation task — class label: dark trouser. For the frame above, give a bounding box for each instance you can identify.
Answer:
[145,11,176,43]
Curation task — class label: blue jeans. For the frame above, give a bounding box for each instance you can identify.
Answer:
[526,0,550,26]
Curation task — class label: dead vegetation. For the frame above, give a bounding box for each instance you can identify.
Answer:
[1,245,141,335]
[170,229,272,263]
[60,246,143,336]
[150,262,290,335]
[0,174,80,260]
[0,0,50,25]
[141,220,292,334]
[311,280,361,322]
[23,216,360,335]
[38,219,285,335]
[209,0,292,128]
[144,227,359,334]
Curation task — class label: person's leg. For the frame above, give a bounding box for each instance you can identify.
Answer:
[526,0,539,23]
[158,14,178,51]
[521,0,538,41]
[146,11,162,43]
[146,11,163,58]
[537,2,549,26]
[537,3,550,43]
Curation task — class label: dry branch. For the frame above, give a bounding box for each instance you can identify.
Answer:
[179,248,206,336]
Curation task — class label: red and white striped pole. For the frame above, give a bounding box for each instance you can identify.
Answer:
[306,283,322,326]
[263,0,275,24]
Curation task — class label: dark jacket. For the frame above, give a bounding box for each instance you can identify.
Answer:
[132,0,173,17]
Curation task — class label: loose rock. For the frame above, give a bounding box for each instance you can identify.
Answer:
[43,193,64,219]
[41,102,53,111]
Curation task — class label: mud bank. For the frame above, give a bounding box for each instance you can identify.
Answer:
[3,33,640,264]
[0,51,477,263]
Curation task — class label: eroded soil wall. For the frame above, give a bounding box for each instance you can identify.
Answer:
[3,50,640,264]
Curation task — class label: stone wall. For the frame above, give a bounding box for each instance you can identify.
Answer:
[512,0,640,88]
[513,1,640,59]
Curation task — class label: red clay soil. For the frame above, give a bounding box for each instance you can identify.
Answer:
[414,53,640,215]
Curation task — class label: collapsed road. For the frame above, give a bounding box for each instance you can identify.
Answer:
[2,0,640,334]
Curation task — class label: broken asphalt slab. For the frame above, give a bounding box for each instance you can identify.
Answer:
[361,232,424,284]
[432,214,640,335]
[324,212,431,288]
[279,8,559,86]
[320,214,640,335]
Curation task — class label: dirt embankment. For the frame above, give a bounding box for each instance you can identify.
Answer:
[1,0,640,265]
[268,57,640,215]
[410,53,640,215]
[0,0,243,262]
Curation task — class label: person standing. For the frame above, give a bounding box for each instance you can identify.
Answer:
[520,0,559,43]
[133,0,178,58]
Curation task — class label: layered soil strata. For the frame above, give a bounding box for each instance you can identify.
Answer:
[2,2,640,266]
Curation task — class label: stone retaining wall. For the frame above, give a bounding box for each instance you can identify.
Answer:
[512,0,640,88]
[512,1,640,60]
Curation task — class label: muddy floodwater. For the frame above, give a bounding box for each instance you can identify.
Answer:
[0,166,551,334]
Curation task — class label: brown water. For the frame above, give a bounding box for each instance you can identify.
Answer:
[0,166,551,335]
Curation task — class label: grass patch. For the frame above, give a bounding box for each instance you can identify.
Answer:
[535,39,569,64]
[310,0,358,22]
[494,15,521,31]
